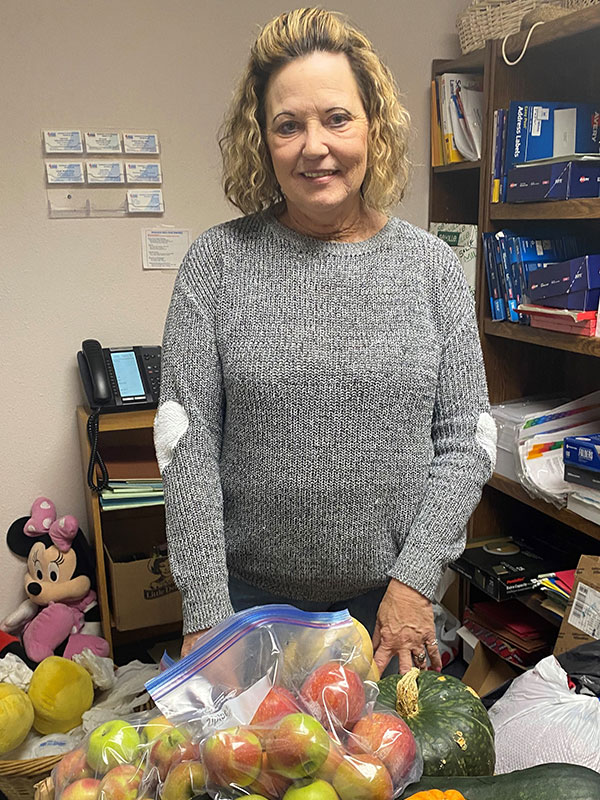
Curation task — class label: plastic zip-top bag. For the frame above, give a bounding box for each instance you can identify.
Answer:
[145,604,423,799]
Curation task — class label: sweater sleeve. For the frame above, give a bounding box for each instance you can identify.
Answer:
[387,256,496,600]
[154,237,233,633]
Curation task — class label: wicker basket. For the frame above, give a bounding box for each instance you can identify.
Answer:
[0,755,61,800]
[457,0,564,53]
[34,775,54,800]
[561,0,599,7]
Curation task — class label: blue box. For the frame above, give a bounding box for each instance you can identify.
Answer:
[564,434,600,473]
[506,161,600,203]
[536,288,600,310]
[528,255,600,302]
[506,101,600,170]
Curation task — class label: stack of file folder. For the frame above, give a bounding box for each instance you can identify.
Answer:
[99,479,164,511]
[532,570,575,619]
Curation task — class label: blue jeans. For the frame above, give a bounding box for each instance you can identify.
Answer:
[228,575,398,675]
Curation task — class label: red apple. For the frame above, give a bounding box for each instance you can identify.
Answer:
[300,662,366,728]
[333,754,393,800]
[97,764,142,800]
[203,726,263,788]
[60,778,101,800]
[251,686,299,726]
[246,752,292,799]
[348,712,416,783]
[161,760,206,800]
[148,726,199,782]
[265,712,330,780]
[54,748,92,792]
[314,734,345,783]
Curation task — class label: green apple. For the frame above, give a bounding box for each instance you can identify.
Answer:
[87,719,140,774]
[140,713,173,744]
[283,778,339,800]
[244,796,271,800]
[265,713,330,780]
[161,760,206,800]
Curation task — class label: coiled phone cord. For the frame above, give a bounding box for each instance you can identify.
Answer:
[86,409,110,492]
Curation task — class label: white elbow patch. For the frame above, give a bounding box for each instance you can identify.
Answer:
[476,411,497,470]
[154,400,189,472]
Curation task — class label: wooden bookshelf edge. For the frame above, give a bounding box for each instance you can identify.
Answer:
[482,319,600,357]
[487,473,600,541]
[77,405,156,432]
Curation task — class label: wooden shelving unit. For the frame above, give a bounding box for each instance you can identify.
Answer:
[430,9,600,643]
[76,406,181,659]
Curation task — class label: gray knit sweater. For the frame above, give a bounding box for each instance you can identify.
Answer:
[155,212,494,634]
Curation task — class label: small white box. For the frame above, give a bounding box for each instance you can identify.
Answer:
[457,625,479,664]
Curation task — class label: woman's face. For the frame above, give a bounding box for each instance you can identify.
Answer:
[264,51,369,225]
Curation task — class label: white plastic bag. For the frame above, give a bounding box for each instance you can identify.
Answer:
[489,654,600,774]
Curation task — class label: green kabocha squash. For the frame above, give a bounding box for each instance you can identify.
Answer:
[398,763,600,800]
[377,668,494,776]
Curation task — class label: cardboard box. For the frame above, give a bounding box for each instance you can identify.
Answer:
[103,511,182,632]
[505,101,600,170]
[457,625,478,664]
[506,161,600,203]
[554,554,600,656]
[564,433,600,473]
[450,536,573,601]
[461,641,520,696]
[528,255,600,303]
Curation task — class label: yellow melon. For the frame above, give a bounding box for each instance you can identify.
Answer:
[28,656,93,734]
[0,683,34,755]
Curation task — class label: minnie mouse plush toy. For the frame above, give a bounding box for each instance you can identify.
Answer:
[1,497,109,664]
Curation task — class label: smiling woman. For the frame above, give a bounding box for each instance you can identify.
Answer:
[155,8,495,675]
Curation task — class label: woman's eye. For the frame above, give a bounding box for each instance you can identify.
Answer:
[329,114,349,126]
[48,564,60,582]
[277,121,298,135]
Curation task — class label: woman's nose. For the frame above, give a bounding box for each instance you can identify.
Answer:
[302,123,329,158]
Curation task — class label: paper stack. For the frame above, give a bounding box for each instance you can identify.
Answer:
[515,390,600,507]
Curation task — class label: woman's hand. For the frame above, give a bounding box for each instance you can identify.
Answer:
[181,628,210,659]
[373,579,442,675]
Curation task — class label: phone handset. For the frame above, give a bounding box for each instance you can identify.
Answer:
[80,339,111,407]
[78,339,111,492]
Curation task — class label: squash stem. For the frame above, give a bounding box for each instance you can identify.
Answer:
[396,667,420,718]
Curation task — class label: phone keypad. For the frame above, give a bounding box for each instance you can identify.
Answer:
[142,349,161,397]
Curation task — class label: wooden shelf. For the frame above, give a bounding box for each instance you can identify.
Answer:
[487,473,600,541]
[502,4,600,60]
[77,405,156,432]
[516,591,562,628]
[490,198,600,220]
[434,160,481,174]
[483,319,600,356]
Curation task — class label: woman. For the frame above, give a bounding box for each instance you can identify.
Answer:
[154,8,496,674]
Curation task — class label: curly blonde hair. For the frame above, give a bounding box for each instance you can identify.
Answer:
[220,7,411,215]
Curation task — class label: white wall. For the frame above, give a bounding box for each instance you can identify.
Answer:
[0,0,465,619]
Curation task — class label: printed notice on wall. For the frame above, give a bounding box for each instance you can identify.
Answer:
[142,228,191,270]
[567,581,600,638]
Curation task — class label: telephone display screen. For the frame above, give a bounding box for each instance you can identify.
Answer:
[110,350,145,398]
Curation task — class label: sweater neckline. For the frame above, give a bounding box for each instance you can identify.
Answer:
[262,210,398,255]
